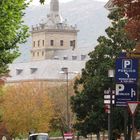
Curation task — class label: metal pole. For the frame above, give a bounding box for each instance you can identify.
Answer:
[110,88,112,140]
[108,88,112,140]
[108,70,114,140]
[124,108,128,140]
[66,72,70,131]
[132,115,135,140]
[108,105,111,140]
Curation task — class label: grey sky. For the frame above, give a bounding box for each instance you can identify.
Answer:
[31,0,108,6]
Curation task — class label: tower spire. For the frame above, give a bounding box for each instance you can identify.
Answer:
[47,0,62,24]
[50,0,59,13]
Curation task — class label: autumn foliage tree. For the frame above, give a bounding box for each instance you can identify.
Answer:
[1,82,54,137]
[113,0,140,41]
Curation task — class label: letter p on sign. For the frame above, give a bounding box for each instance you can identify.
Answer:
[116,84,124,95]
[123,59,132,69]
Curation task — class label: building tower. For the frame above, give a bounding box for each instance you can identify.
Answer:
[31,0,79,61]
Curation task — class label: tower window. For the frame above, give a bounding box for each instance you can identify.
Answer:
[60,40,63,46]
[38,40,40,47]
[32,52,35,57]
[37,52,39,56]
[50,40,54,46]
[42,51,44,56]
[70,40,75,47]
[33,41,35,47]
[70,41,73,46]
[42,40,45,46]
[70,40,76,50]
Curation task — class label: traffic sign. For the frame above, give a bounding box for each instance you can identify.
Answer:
[104,104,110,114]
[115,84,137,106]
[127,101,139,116]
[64,132,73,140]
[104,89,115,105]
[115,58,138,83]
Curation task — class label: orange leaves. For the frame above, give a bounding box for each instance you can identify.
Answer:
[0,80,77,136]
[2,82,54,137]
[125,20,140,41]
[113,0,140,41]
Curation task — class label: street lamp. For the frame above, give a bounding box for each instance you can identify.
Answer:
[59,67,78,132]
[108,69,115,140]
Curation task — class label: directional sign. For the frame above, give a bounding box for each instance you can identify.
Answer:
[64,133,73,140]
[115,58,138,83]
[104,89,115,105]
[115,84,137,106]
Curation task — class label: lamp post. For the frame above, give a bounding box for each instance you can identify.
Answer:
[108,69,115,140]
[60,67,78,132]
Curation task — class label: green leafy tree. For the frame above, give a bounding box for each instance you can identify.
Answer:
[71,8,135,138]
[0,0,29,76]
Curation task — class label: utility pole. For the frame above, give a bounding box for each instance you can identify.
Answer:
[59,67,78,132]
[108,69,115,140]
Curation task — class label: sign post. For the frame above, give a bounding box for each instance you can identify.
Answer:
[115,58,138,84]
[115,57,139,140]
[115,84,137,106]
[115,58,138,106]
[64,132,73,140]
[127,102,139,140]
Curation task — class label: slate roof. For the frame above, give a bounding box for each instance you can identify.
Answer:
[7,59,86,83]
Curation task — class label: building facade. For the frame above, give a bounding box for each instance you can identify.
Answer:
[7,0,90,84]
[31,0,78,61]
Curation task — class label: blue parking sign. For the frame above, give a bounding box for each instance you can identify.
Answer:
[115,58,138,83]
[115,84,137,106]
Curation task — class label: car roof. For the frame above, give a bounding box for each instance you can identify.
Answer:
[29,133,48,136]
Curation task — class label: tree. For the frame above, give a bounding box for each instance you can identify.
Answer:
[48,80,76,136]
[0,0,29,76]
[1,82,54,138]
[71,8,135,139]
[40,0,45,4]
[113,0,140,41]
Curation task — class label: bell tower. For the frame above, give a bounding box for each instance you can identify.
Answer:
[31,0,79,61]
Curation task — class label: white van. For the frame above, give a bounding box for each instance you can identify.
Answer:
[29,133,49,140]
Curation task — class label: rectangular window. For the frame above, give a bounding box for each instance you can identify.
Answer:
[50,40,54,46]
[32,52,35,57]
[42,51,44,56]
[81,55,86,60]
[70,41,73,46]
[70,40,75,47]
[42,40,44,46]
[63,56,68,60]
[72,55,77,60]
[33,41,35,47]
[38,40,40,47]
[60,40,63,46]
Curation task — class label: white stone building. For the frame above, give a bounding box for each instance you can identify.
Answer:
[7,0,92,84]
